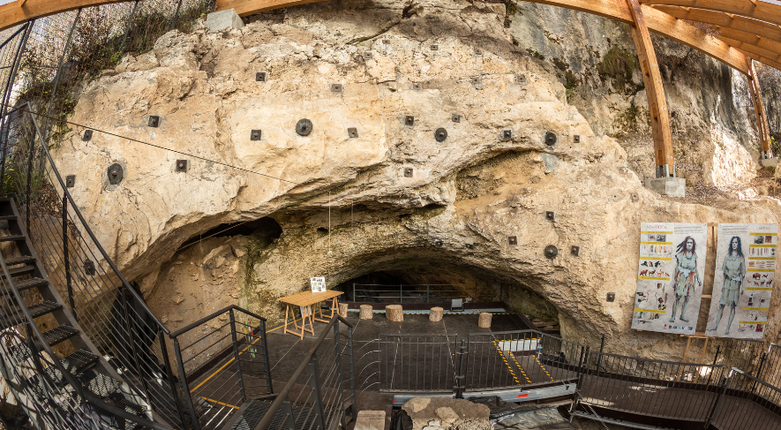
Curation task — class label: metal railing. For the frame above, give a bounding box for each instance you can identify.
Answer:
[170,305,273,430]
[351,283,475,304]
[379,333,458,393]
[579,352,725,424]
[250,315,356,430]
[709,368,781,430]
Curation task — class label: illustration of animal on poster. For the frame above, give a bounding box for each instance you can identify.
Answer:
[706,224,777,339]
[632,223,708,335]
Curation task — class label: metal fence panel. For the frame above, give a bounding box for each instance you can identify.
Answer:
[379,333,457,392]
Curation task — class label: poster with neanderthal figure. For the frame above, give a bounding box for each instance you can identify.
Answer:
[632,223,708,335]
[706,224,777,339]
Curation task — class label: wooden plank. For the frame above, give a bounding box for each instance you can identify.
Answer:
[721,36,781,62]
[651,5,781,44]
[719,29,781,59]
[735,47,781,72]
[526,0,750,74]
[641,0,781,27]
[0,0,127,32]
[627,0,675,170]
[747,59,773,155]
[216,0,330,16]
[278,290,343,307]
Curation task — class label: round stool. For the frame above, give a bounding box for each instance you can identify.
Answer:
[338,303,349,318]
[386,305,404,322]
[478,312,492,328]
[359,304,373,320]
[429,307,443,322]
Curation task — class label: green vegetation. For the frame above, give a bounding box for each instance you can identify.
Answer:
[597,47,640,94]
[526,48,545,61]
[18,1,211,145]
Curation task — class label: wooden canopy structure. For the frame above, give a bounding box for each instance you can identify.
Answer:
[0,0,779,181]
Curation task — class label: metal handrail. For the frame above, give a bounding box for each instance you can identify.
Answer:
[254,314,354,430]
[169,304,266,338]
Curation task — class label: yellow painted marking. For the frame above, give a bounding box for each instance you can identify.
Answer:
[641,242,672,245]
[534,356,554,382]
[641,231,673,234]
[639,257,672,261]
[748,269,775,272]
[741,307,770,311]
[739,321,767,325]
[634,308,665,313]
[190,326,272,393]
[750,233,777,236]
[749,244,777,248]
[745,287,773,291]
[507,349,532,384]
[638,276,670,281]
[492,340,525,384]
[749,257,776,260]
[199,396,240,410]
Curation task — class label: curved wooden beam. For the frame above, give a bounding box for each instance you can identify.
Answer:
[0,0,127,32]
[651,5,781,44]
[640,0,781,27]
[525,0,750,73]
[734,47,781,71]
[216,0,326,16]
[721,34,781,62]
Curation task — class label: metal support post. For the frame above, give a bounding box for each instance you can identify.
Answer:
[347,325,357,420]
[454,339,467,398]
[400,284,403,304]
[307,354,328,430]
[260,319,274,393]
[229,309,247,401]
[596,335,605,372]
[170,0,184,30]
[158,331,188,429]
[62,195,75,319]
[282,398,296,430]
[173,338,202,430]
[121,288,153,411]
[333,321,347,428]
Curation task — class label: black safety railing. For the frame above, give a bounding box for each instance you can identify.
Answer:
[170,305,273,430]
[709,368,781,430]
[379,333,458,393]
[351,283,475,304]
[250,315,356,430]
[466,330,584,391]
[759,343,781,390]
[579,352,725,425]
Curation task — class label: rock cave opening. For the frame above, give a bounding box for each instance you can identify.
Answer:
[177,216,282,250]
[332,259,560,328]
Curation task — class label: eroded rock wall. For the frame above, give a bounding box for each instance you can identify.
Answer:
[51,0,781,359]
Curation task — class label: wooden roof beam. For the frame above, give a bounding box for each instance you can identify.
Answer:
[640,0,781,27]
[747,60,773,158]
[0,0,129,32]
[719,30,781,60]
[525,0,750,74]
[627,0,675,175]
[216,0,327,16]
[651,5,781,44]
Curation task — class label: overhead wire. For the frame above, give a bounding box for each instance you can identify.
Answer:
[5,103,302,185]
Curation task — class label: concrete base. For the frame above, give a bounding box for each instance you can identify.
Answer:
[644,177,686,198]
[206,9,243,32]
[760,158,778,167]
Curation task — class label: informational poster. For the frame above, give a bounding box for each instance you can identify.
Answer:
[310,277,326,293]
[706,224,777,339]
[632,223,708,334]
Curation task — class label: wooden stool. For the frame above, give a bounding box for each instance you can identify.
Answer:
[429,307,443,322]
[386,305,403,322]
[478,312,492,328]
[360,304,373,320]
[338,303,349,318]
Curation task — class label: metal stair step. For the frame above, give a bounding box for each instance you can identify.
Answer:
[60,349,100,376]
[8,325,80,361]
[2,277,48,294]
[5,256,35,266]
[0,264,35,279]
[0,235,25,242]
[0,215,17,221]
[0,300,62,329]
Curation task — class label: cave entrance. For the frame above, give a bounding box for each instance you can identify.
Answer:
[332,258,560,331]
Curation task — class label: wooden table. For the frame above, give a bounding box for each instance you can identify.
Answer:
[278,290,343,339]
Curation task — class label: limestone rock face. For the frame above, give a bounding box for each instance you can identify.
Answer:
[51,1,781,358]
[402,397,490,430]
